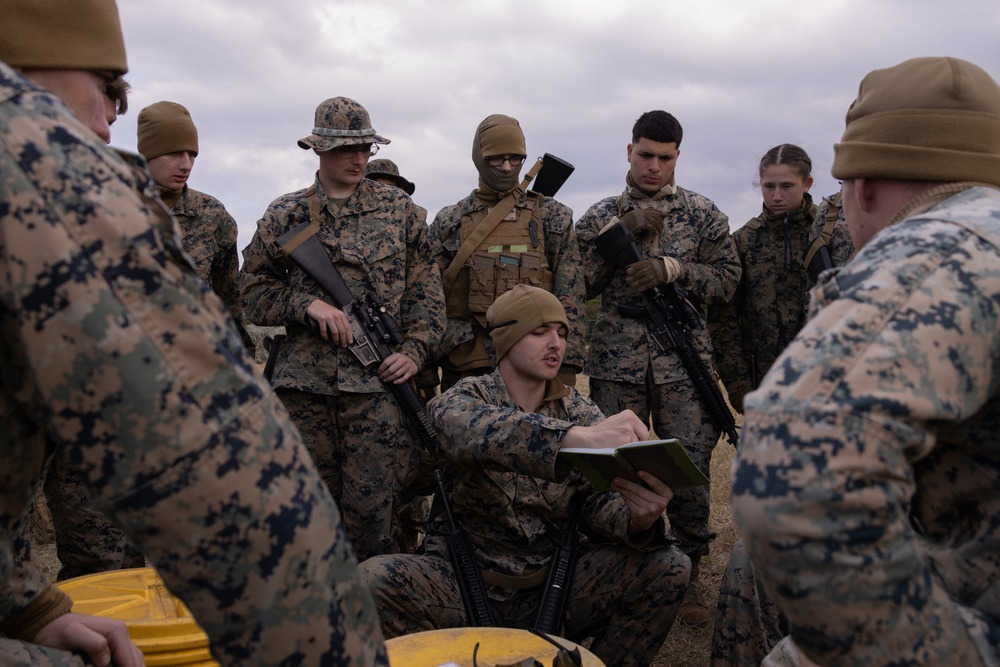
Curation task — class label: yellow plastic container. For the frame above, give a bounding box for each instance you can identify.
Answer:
[385,627,606,666]
[57,567,218,667]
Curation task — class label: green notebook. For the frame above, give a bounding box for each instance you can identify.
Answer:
[558,438,710,492]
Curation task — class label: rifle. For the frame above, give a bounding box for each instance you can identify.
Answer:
[528,153,575,198]
[276,222,494,627]
[594,221,739,446]
[533,499,583,634]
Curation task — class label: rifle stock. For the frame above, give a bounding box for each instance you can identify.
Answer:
[533,500,582,634]
[276,222,495,626]
[595,221,739,446]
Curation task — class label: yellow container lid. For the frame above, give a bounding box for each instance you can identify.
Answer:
[385,627,606,667]
[57,567,219,667]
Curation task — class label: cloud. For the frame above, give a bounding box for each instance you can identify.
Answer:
[112,0,1000,249]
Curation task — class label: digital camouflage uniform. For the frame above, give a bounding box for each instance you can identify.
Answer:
[433,190,587,384]
[360,369,689,667]
[43,184,248,582]
[730,186,1000,666]
[807,190,856,274]
[168,184,252,350]
[707,194,818,409]
[576,179,740,558]
[0,63,387,666]
[240,177,445,560]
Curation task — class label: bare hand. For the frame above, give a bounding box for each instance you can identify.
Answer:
[561,410,650,450]
[306,299,354,348]
[378,352,418,384]
[33,613,145,667]
[613,471,672,535]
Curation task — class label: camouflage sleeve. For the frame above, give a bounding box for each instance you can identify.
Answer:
[731,215,1000,666]
[239,196,316,328]
[208,205,254,351]
[1,77,388,666]
[678,195,741,305]
[707,228,752,395]
[398,198,445,368]
[428,380,573,479]
[575,197,620,300]
[542,197,588,372]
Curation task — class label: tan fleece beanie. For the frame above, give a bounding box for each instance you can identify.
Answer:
[832,57,1000,187]
[486,285,568,362]
[0,0,127,76]
[137,101,199,161]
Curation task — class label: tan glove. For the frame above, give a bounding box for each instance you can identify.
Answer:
[619,208,664,237]
[625,256,683,292]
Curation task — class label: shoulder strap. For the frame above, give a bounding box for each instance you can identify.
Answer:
[441,159,544,295]
[802,190,843,268]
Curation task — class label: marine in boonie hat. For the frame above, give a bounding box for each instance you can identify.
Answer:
[365,158,415,196]
[298,96,390,152]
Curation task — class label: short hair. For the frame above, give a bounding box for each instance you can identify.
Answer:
[758,144,812,181]
[632,110,683,146]
[105,76,131,117]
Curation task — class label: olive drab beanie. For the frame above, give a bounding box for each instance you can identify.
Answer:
[0,0,127,76]
[486,285,569,362]
[832,57,1000,188]
[137,101,199,161]
[473,114,527,196]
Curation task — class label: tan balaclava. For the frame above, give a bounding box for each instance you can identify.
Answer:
[832,57,1000,188]
[137,101,199,162]
[486,284,568,362]
[473,114,527,200]
[0,0,127,76]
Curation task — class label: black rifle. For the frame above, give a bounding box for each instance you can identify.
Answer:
[594,221,739,446]
[276,223,495,627]
[529,153,575,198]
[533,500,583,634]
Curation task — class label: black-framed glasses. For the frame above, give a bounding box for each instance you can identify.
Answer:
[335,143,379,157]
[485,155,526,168]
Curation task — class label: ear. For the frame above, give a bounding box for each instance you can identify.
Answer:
[626,143,634,162]
[803,176,814,192]
[855,178,876,212]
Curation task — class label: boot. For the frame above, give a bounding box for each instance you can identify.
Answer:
[676,555,712,627]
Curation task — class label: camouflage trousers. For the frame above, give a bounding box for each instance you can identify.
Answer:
[0,641,89,666]
[276,388,421,561]
[360,543,690,667]
[42,448,145,580]
[589,377,720,557]
[710,539,787,667]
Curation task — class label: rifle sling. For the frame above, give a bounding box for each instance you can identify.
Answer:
[441,158,544,296]
[480,565,549,590]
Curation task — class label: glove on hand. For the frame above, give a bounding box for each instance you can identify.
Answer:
[619,208,664,236]
[625,256,683,292]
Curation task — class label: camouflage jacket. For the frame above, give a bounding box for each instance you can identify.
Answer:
[0,64,386,666]
[576,181,741,383]
[240,177,445,394]
[707,195,818,393]
[426,370,669,602]
[169,185,251,348]
[732,186,1000,665]
[432,190,587,371]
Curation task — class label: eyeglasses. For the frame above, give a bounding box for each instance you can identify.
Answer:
[334,143,379,157]
[485,155,526,168]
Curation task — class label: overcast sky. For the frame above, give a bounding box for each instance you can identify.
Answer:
[111,0,999,255]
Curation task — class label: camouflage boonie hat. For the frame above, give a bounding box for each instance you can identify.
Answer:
[365,158,415,195]
[298,96,390,152]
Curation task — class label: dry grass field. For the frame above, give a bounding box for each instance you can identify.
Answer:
[34,371,739,666]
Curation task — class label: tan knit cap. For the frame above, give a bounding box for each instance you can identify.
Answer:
[137,102,199,161]
[0,0,127,76]
[486,285,568,362]
[832,57,1000,187]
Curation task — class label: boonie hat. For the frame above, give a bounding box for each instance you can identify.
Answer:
[298,97,389,152]
[365,159,415,195]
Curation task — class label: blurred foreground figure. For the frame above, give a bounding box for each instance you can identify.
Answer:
[0,1,387,665]
[729,56,1000,666]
